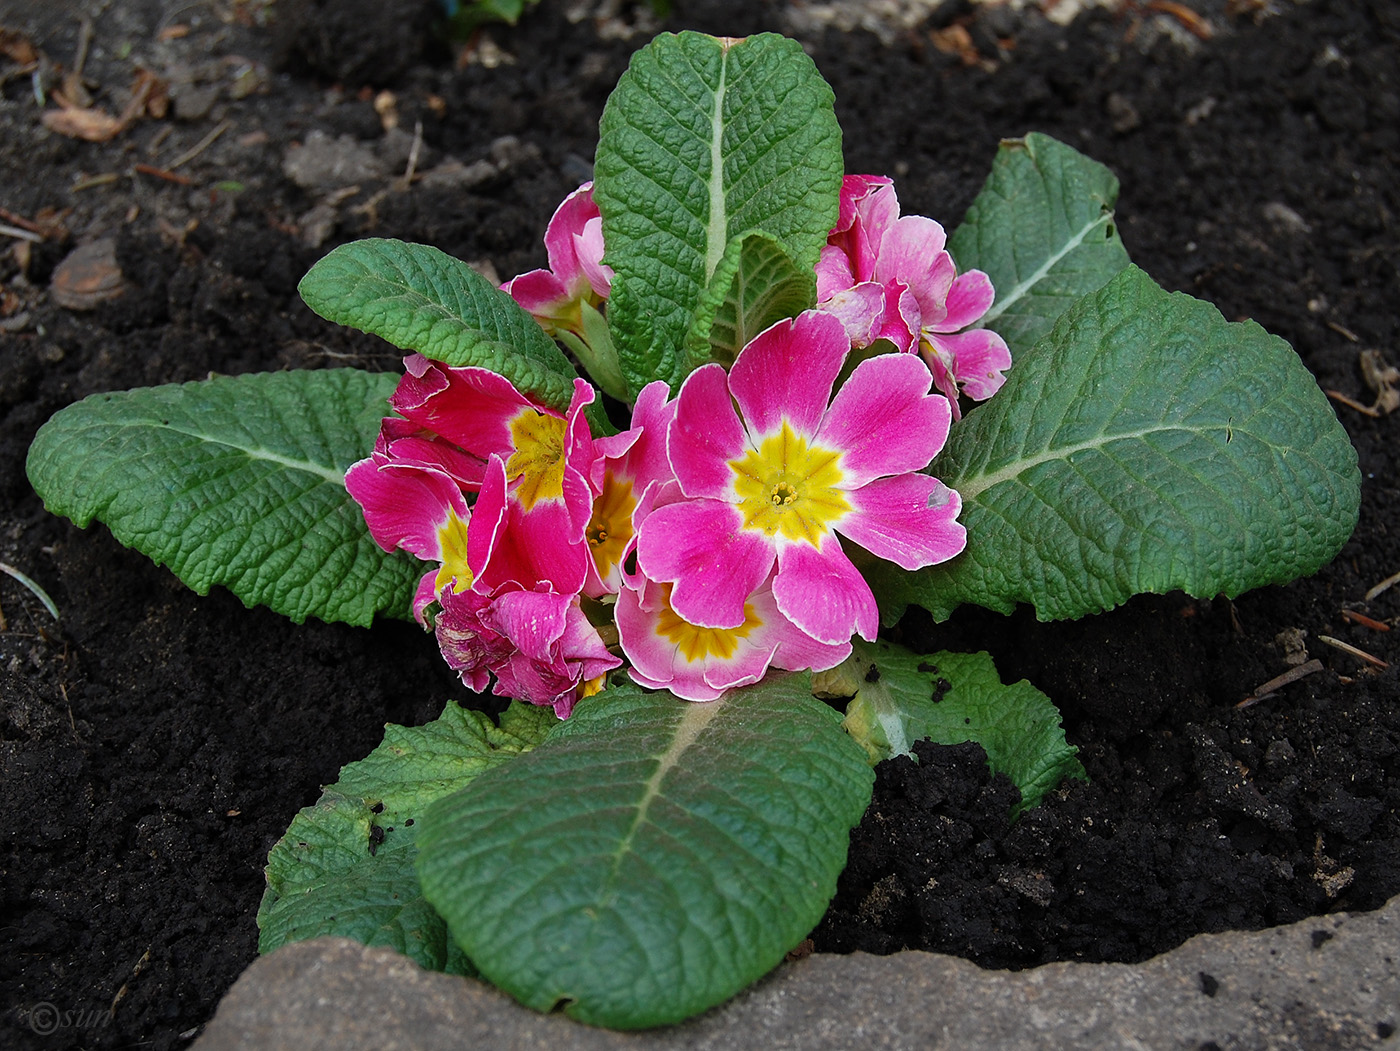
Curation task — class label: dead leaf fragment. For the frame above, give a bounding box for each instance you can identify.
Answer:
[42,67,162,143]
[133,68,170,119]
[1359,349,1399,415]
[42,104,124,142]
[50,238,125,310]
[0,28,40,66]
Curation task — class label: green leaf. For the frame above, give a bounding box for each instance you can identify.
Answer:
[259,701,556,972]
[685,230,817,369]
[872,266,1361,624]
[836,642,1084,817]
[594,32,843,397]
[299,238,581,412]
[948,132,1131,359]
[25,368,422,627]
[416,675,874,1028]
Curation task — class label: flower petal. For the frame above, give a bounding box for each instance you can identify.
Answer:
[816,352,950,487]
[345,456,468,562]
[815,243,857,302]
[873,215,953,323]
[772,536,878,644]
[541,181,600,295]
[391,361,541,462]
[818,281,885,348]
[938,269,996,332]
[502,268,573,319]
[729,310,848,440]
[668,363,747,500]
[925,327,1013,402]
[636,499,774,629]
[616,579,778,702]
[574,216,613,298]
[840,473,966,571]
[435,585,501,694]
[412,569,439,625]
[470,455,589,595]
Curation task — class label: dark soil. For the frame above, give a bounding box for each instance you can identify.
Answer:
[1,0,1397,1047]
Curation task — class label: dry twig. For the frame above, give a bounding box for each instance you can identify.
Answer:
[1340,609,1391,632]
[1366,569,1400,602]
[1238,658,1323,708]
[1317,635,1389,670]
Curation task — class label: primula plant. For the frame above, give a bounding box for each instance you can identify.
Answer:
[26,31,1359,1029]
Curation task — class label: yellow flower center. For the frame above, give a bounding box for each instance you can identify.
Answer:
[504,409,568,511]
[730,421,850,544]
[654,584,762,663]
[433,510,473,595]
[587,472,635,580]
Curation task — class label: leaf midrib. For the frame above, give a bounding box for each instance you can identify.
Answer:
[84,419,346,486]
[704,49,730,283]
[979,210,1112,327]
[955,421,1240,503]
[606,700,724,892]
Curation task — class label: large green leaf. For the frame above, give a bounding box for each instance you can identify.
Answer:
[685,230,817,368]
[26,368,421,626]
[594,32,842,396]
[949,132,1130,359]
[832,642,1084,817]
[872,265,1361,623]
[416,675,873,1029]
[259,701,556,972]
[299,238,581,412]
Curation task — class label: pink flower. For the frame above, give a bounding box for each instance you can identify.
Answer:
[345,426,474,613]
[617,574,850,702]
[816,175,1011,418]
[346,356,618,715]
[435,582,619,718]
[583,380,677,597]
[501,181,613,339]
[635,309,965,647]
[386,355,597,596]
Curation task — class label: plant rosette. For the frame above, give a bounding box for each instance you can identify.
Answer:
[25,30,1359,1031]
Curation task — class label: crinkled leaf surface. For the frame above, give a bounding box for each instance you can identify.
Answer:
[594,31,842,396]
[949,132,1130,359]
[686,230,816,368]
[258,701,556,973]
[872,266,1361,624]
[299,238,580,412]
[836,641,1084,817]
[25,368,421,626]
[416,675,873,1029]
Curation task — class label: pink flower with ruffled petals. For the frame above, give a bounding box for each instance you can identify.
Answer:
[816,175,1011,418]
[435,582,620,718]
[501,181,613,338]
[384,355,597,595]
[635,309,965,647]
[617,573,850,702]
[346,356,618,715]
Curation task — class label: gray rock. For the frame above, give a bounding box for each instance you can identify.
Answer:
[194,896,1399,1050]
[283,130,387,192]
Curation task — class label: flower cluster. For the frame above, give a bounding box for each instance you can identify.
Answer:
[348,178,1005,714]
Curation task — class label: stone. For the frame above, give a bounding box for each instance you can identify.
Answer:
[49,239,125,311]
[194,895,1399,1050]
[282,130,386,192]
